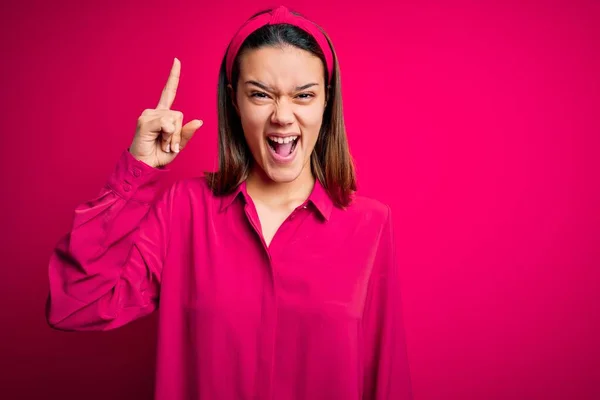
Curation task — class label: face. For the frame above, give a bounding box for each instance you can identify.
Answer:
[234,45,327,184]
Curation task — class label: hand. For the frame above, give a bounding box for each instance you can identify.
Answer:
[129,58,203,168]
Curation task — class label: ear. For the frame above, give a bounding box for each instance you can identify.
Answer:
[227,84,240,115]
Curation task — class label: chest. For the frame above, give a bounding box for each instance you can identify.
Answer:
[171,206,380,321]
[253,202,304,247]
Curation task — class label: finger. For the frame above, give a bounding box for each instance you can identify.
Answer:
[156,57,181,110]
[143,115,175,134]
[171,112,184,153]
[141,108,160,117]
[161,129,173,153]
[179,119,203,151]
[157,116,176,153]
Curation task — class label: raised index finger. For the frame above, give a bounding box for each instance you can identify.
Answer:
[157,58,181,110]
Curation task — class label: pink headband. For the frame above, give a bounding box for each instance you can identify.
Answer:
[225,6,334,85]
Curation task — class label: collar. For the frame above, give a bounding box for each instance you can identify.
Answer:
[219,180,249,212]
[307,178,334,221]
[219,178,334,221]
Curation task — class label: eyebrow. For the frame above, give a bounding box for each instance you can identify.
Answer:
[245,80,319,92]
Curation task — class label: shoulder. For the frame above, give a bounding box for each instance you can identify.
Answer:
[349,194,390,215]
[168,174,212,192]
[348,194,391,219]
[160,175,217,207]
[332,193,392,230]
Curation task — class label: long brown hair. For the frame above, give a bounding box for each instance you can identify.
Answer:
[205,8,357,208]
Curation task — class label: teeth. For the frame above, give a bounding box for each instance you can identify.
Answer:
[268,136,298,144]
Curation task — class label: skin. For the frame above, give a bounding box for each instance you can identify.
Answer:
[231,45,328,246]
[129,58,203,168]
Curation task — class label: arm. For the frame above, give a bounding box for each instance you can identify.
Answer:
[362,205,414,400]
[46,149,172,331]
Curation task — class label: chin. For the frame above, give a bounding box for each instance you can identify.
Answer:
[260,150,308,182]
[263,164,304,183]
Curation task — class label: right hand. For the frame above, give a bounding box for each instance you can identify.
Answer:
[129,58,203,168]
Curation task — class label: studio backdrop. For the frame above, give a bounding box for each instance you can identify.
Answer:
[0,0,598,399]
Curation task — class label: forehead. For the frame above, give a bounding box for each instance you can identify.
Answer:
[238,45,325,86]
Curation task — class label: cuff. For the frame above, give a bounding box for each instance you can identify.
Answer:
[107,149,170,203]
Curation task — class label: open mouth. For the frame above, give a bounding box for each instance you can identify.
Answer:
[267,135,299,158]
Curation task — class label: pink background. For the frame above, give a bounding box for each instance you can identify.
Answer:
[1,0,598,399]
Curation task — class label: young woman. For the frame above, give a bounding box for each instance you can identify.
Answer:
[46,5,413,400]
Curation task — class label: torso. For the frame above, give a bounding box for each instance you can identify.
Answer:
[154,176,394,399]
[253,200,301,247]
[245,175,313,248]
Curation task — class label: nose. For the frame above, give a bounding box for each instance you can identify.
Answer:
[270,98,295,126]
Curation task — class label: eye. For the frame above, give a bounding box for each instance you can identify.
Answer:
[296,93,315,99]
[250,91,269,99]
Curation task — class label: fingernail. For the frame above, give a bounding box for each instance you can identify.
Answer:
[166,143,171,153]
[173,143,180,153]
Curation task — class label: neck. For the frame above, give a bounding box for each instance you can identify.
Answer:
[246,163,315,209]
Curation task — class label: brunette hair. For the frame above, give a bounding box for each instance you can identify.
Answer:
[205,8,356,208]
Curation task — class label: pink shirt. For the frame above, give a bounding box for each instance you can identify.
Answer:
[46,149,413,400]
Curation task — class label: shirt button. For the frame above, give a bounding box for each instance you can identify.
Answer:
[123,183,131,192]
[132,167,141,177]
